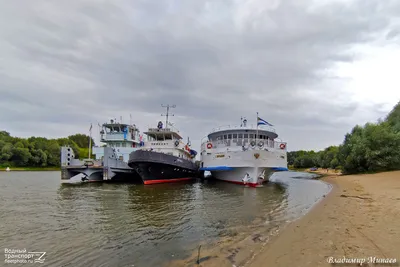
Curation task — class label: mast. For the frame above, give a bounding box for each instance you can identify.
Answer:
[256,112,259,144]
[89,123,92,159]
[161,104,176,127]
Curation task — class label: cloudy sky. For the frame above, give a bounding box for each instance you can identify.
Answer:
[1,0,399,152]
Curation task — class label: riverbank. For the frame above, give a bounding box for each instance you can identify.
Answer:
[167,171,400,266]
[0,167,60,171]
[247,170,400,266]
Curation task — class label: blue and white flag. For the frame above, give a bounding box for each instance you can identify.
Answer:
[257,116,273,126]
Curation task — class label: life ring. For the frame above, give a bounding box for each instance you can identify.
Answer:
[279,143,286,149]
[250,141,256,147]
[206,143,212,149]
[258,141,264,147]
[174,140,179,147]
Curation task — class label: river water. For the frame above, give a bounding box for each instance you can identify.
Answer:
[0,171,331,267]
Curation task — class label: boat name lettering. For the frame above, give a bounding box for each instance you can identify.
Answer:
[216,154,225,158]
[151,142,168,145]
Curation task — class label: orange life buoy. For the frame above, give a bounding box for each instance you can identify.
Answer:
[279,143,286,149]
[206,143,212,149]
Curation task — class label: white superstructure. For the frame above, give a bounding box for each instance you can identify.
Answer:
[200,117,288,187]
[138,120,197,161]
[92,119,141,162]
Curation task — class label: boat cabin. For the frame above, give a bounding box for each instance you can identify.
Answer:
[93,119,141,162]
[100,120,140,147]
[141,121,196,160]
[203,124,281,151]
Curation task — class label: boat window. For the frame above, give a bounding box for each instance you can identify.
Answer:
[249,134,254,139]
[238,134,243,138]
[244,134,248,138]
[228,134,232,139]
[224,135,227,140]
[122,143,126,147]
[233,134,237,139]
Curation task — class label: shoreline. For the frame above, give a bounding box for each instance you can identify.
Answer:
[246,170,400,267]
[0,167,60,171]
[166,170,400,266]
[165,172,333,267]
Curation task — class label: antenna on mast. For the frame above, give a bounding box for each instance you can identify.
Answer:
[161,104,176,128]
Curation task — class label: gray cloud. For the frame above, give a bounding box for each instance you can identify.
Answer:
[0,0,399,151]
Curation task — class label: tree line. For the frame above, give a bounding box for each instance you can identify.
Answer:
[0,132,95,167]
[288,101,400,174]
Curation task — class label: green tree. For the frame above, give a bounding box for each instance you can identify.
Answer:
[68,134,95,148]
[386,101,400,133]
[30,149,48,166]
[46,140,61,166]
[0,131,98,167]
[10,147,31,166]
[1,143,13,161]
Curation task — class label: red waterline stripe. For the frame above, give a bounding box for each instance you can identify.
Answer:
[143,177,193,185]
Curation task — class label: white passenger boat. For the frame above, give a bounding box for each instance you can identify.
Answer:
[199,115,288,187]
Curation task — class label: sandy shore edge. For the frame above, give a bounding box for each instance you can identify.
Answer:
[246,170,400,267]
[166,171,400,267]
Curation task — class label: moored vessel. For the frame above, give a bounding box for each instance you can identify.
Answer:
[61,119,142,183]
[199,115,288,187]
[128,105,198,185]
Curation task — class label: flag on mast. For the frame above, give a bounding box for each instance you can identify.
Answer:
[257,116,273,126]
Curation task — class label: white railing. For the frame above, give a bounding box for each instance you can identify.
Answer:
[210,124,276,134]
[201,139,287,151]
[100,133,140,142]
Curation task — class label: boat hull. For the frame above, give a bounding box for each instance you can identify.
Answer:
[200,149,288,187]
[211,167,273,187]
[61,146,141,183]
[61,166,103,183]
[128,150,198,185]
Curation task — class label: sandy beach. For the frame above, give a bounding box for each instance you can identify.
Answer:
[167,170,400,266]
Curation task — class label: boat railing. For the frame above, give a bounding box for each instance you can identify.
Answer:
[100,133,140,142]
[201,139,287,151]
[210,124,276,133]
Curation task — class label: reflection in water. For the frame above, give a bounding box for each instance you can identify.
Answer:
[0,171,330,267]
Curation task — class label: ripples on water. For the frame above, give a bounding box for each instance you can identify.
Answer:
[0,171,330,267]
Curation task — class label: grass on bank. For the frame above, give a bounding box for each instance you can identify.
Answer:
[0,166,60,171]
